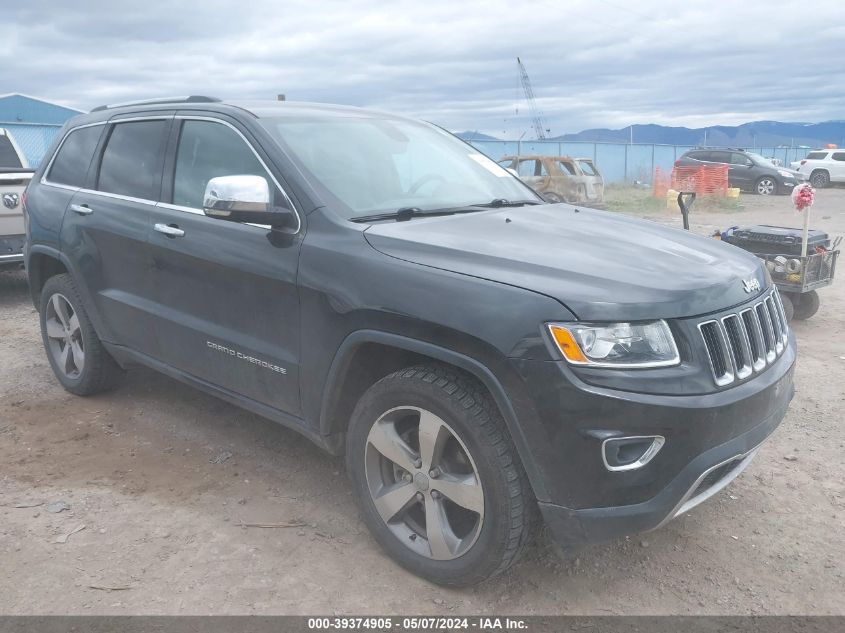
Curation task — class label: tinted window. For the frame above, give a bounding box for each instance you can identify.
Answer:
[730,153,753,166]
[806,152,828,160]
[47,126,103,187]
[832,152,845,162]
[708,151,731,164]
[688,151,710,161]
[173,120,271,209]
[98,120,167,200]
[0,135,23,168]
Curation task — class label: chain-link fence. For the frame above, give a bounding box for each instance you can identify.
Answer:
[469,139,814,185]
[0,123,63,168]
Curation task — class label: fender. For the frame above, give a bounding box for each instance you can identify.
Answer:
[319,329,550,502]
[26,243,111,343]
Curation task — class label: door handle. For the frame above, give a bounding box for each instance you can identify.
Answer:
[70,204,93,215]
[154,223,185,238]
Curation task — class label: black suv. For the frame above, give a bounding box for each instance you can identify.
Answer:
[23,97,795,586]
[676,148,805,195]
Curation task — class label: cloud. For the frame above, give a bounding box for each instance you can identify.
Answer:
[3,0,845,137]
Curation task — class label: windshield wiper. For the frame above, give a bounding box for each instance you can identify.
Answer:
[350,199,542,223]
[351,206,486,223]
[470,198,542,208]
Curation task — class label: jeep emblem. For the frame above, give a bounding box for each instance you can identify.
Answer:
[742,278,761,294]
[2,193,18,209]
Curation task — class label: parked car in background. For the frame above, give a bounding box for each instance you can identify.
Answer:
[497,155,604,204]
[676,148,804,195]
[0,128,34,270]
[790,149,845,188]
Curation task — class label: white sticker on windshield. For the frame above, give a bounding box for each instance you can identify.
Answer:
[468,153,511,177]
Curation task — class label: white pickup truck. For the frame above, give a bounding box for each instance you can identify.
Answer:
[0,128,33,270]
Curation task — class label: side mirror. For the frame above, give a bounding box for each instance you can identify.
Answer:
[203,175,294,228]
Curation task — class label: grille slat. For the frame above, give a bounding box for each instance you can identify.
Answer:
[699,289,787,386]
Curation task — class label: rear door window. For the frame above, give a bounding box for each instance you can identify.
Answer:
[688,151,710,162]
[516,160,539,178]
[832,152,845,162]
[98,120,168,200]
[730,153,753,166]
[47,126,104,187]
[557,160,577,175]
[708,151,731,164]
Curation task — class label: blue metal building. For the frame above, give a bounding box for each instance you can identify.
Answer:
[0,94,83,167]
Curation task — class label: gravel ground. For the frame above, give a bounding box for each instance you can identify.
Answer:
[1,189,843,615]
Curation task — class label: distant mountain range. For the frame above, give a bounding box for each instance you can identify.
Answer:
[457,121,845,147]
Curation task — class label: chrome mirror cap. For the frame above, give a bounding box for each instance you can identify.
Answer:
[203,174,270,217]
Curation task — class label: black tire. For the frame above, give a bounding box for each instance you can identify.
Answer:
[39,274,124,395]
[809,170,830,189]
[346,365,535,586]
[792,290,820,320]
[756,177,777,195]
[780,292,795,322]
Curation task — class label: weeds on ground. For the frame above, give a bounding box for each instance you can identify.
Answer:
[602,185,743,215]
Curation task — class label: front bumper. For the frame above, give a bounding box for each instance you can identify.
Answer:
[508,333,795,549]
[538,401,785,548]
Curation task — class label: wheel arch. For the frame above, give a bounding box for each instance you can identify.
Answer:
[319,329,549,501]
[26,245,71,309]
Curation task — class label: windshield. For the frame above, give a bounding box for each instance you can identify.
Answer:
[259,115,540,218]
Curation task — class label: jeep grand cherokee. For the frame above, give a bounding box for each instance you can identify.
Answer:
[23,97,795,586]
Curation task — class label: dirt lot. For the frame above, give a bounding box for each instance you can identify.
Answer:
[1,189,843,615]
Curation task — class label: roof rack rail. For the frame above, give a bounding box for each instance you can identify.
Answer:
[91,96,221,112]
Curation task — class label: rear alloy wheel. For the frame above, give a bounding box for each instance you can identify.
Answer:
[809,170,830,189]
[39,274,123,395]
[347,365,535,586]
[756,177,777,195]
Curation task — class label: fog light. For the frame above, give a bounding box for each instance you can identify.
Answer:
[602,435,665,472]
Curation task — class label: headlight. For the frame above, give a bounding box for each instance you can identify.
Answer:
[548,320,680,368]
[778,170,793,178]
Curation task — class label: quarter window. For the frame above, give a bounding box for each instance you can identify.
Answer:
[98,120,168,200]
[47,126,103,187]
[806,152,828,160]
[172,120,274,209]
[832,152,845,162]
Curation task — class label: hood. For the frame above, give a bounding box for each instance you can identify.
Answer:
[363,205,768,321]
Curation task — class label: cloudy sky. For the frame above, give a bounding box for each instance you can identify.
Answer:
[4,0,845,137]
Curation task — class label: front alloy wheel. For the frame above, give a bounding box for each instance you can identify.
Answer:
[365,406,484,560]
[756,177,776,195]
[346,365,535,586]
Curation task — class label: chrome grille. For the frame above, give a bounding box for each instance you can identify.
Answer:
[698,289,789,386]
